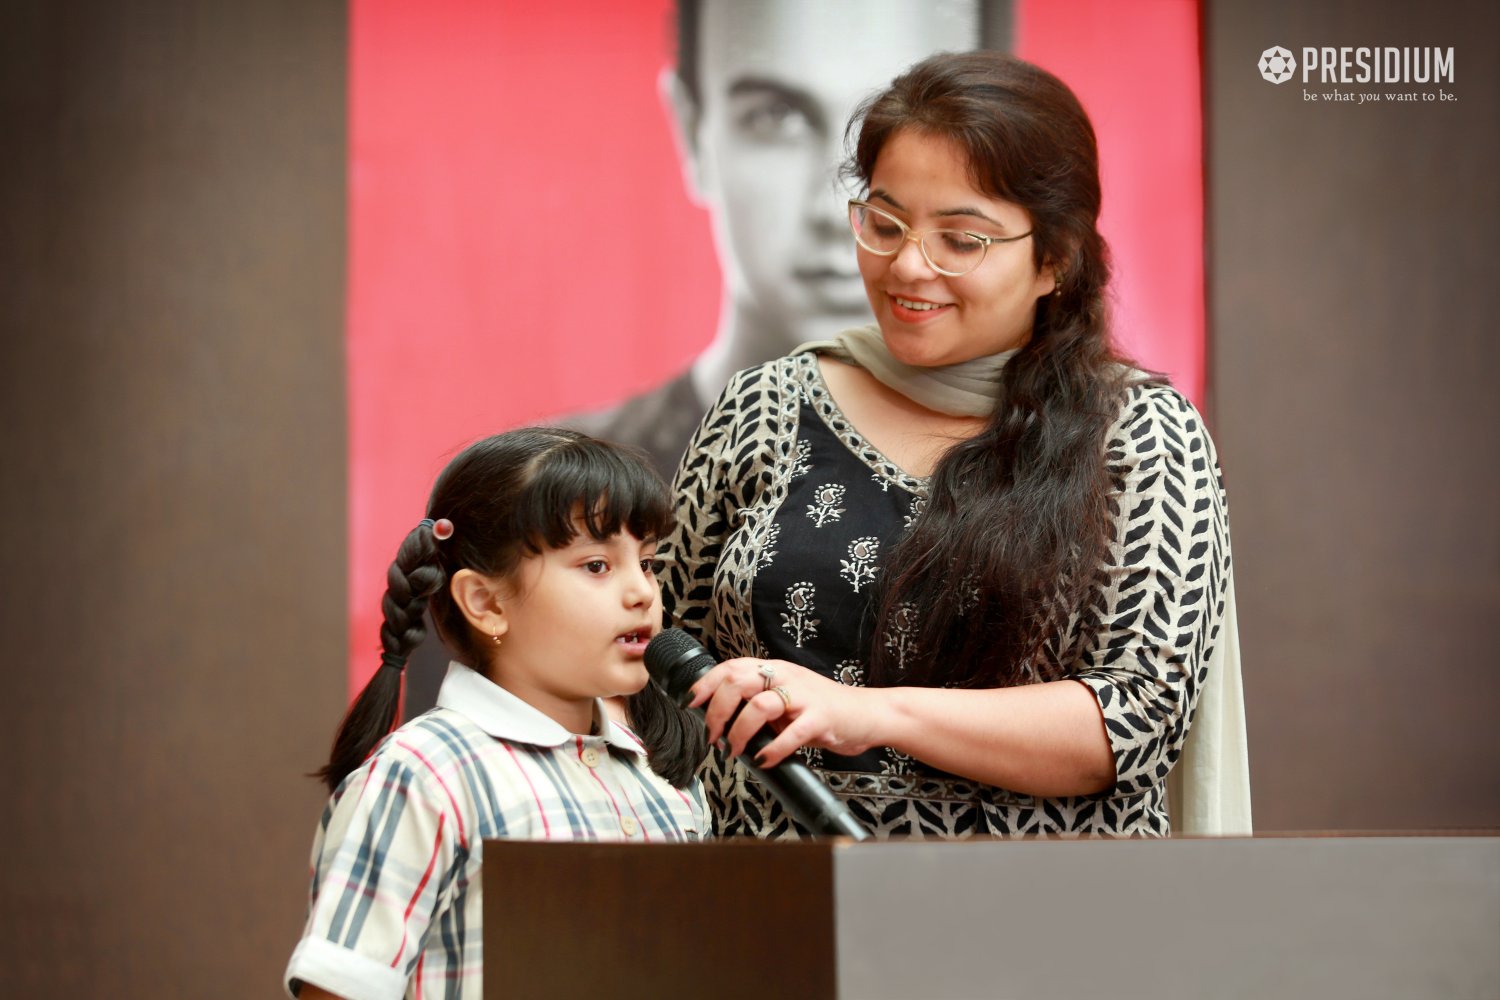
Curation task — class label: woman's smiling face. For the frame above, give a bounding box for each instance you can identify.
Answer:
[857,128,1056,368]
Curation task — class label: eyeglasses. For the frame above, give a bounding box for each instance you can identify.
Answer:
[847,200,1032,277]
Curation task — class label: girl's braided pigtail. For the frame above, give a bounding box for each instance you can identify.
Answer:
[315,518,449,791]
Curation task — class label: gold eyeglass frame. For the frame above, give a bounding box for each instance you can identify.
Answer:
[847,199,1032,277]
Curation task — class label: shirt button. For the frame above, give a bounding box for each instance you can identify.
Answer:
[580,747,601,768]
[621,817,638,836]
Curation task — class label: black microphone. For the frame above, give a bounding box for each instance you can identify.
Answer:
[645,628,871,841]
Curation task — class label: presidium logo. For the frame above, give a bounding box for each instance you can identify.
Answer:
[1258,46,1296,84]
[1257,44,1455,86]
[1257,44,1456,103]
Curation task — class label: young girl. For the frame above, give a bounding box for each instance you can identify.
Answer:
[285,428,708,1000]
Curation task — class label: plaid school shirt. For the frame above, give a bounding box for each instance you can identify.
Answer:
[285,663,709,1000]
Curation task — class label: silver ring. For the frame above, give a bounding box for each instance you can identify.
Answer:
[757,662,777,691]
[771,685,792,712]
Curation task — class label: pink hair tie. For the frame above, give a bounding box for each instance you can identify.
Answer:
[419,517,455,541]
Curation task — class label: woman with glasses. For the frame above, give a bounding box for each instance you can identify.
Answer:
[645,52,1247,839]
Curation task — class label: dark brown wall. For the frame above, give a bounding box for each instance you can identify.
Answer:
[0,2,346,995]
[1207,0,1500,830]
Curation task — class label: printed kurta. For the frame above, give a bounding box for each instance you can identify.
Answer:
[661,352,1235,838]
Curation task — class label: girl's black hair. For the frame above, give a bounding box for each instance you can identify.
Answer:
[847,52,1157,690]
[316,427,706,791]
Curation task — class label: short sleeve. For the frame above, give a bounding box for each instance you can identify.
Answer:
[1073,384,1234,798]
[285,752,462,999]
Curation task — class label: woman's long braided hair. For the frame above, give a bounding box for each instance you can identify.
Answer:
[851,53,1149,690]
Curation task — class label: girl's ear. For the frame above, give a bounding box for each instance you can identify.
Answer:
[450,569,509,643]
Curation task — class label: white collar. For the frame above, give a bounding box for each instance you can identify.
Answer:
[434,662,645,755]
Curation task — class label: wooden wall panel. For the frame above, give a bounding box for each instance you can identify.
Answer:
[0,2,347,994]
[1206,0,1500,830]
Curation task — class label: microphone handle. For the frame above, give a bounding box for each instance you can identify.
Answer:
[693,705,871,841]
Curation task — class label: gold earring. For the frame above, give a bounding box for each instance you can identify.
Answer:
[491,633,503,646]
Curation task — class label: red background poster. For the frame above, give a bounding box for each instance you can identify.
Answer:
[347,0,1203,692]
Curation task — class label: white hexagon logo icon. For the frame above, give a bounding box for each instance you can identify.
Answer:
[1258,46,1296,84]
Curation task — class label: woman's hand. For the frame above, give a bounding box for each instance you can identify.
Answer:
[687,657,883,767]
[689,660,1117,796]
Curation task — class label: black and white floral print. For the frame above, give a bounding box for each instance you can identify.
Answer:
[839,536,880,592]
[754,521,781,571]
[883,602,920,672]
[904,495,926,529]
[834,660,865,686]
[806,483,846,527]
[781,582,819,647]
[789,439,813,480]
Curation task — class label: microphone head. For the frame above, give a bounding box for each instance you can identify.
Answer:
[644,628,715,705]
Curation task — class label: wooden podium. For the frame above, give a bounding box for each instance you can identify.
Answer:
[483,835,1500,999]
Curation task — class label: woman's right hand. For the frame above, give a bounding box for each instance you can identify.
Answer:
[687,656,885,767]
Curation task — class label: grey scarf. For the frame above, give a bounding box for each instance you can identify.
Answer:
[793,324,1015,417]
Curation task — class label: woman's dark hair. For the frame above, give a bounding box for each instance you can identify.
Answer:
[317,427,705,791]
[849,52,1153,690]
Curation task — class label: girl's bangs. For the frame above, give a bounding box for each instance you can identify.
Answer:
[513,440,673,552]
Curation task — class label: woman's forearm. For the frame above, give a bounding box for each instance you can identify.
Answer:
[870,680,1116,797]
